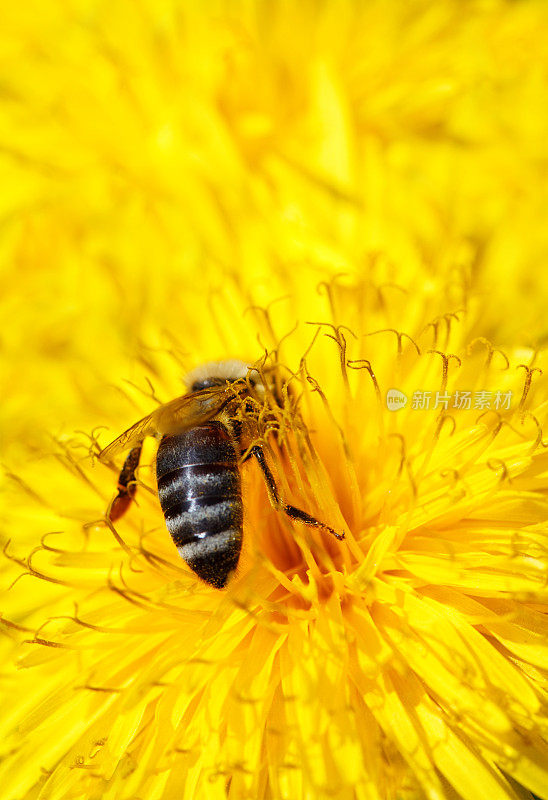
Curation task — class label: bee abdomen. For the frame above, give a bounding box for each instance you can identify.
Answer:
[156,423,243,588]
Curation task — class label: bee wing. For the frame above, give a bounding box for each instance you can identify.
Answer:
[99,387,235,462]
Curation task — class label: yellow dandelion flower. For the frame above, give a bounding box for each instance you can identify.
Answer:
[2,2,548,800]
[5,275,548,800]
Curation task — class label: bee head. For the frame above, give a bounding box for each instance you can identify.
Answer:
[184,360,263,395]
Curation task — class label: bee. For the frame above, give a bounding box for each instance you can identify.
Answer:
[100,360,344,589]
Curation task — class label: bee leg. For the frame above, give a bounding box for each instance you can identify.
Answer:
[250,445,345,541]
[108,444,143,522]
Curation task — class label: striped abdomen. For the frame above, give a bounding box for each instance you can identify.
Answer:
[156,421,243,588]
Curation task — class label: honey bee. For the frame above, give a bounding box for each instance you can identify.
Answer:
[100,360,344,588]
